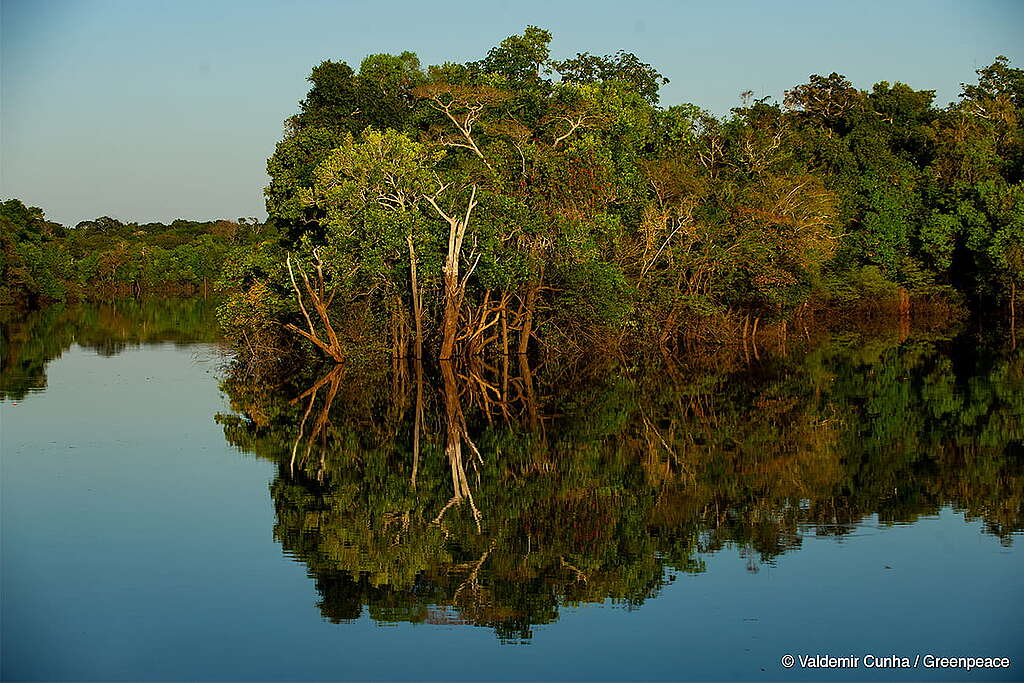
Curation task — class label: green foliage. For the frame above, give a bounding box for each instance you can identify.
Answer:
[11,37,1022,361]
[552,50,669,105]
[0,198,270,307]
[265,126,347,240]
[474,25,552,82]
[788,58,1024,303]
[229,38,1024,360]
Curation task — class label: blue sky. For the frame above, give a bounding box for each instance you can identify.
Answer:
[2,0,1022,226]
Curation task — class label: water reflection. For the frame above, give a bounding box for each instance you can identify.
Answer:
[217,330,1023,641]
[0,298,220,400]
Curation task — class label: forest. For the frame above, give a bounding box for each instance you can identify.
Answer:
[2,27,1021,644]
[3,28,1022,363]
[0,199,265,305]
[217,28,1023,364]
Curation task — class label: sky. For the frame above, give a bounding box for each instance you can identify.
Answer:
[2,0,1022,227]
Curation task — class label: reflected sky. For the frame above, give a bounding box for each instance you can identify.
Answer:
[1,304,1022,680]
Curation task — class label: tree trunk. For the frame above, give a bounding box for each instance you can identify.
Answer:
[500,301,509,400]
[390,308,398,360]
[393,300,410,359]
[518,282,538,355]
[751,316,760,361]
[500,298,509,356]
[898,287,911,317]
[407,234,423,360]
[518,353,539,430]
[440,273,462,360]
[429,186,478,361]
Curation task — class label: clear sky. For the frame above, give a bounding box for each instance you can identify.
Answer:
[2,0,1022,227]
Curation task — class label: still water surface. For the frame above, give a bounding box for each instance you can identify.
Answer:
[1,301,1022,680]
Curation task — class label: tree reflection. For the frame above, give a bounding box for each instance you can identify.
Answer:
[0,299,220,400]
[217,330,1023,640]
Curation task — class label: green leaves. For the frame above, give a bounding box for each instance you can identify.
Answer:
[552,50,668,106]
[248,33,1022,361]
[305,128,443,216]
[475,26,553,82]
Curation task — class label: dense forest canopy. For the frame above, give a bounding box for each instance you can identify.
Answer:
[3,28,1020,364]
[220,28,1023,364]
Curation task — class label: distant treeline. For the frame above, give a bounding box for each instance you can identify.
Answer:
[216,27,1022,364]
[0,198,268,306]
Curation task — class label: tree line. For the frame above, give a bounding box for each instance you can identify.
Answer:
[4,28,1020,362]
[0,198,265,306]
[218,27,1022,364]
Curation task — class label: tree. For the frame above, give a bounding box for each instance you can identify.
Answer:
[784,73,862,133]
[297,60,361,133]
[355,52,426,133]
[552,50,668,105]
[301,128,445,359]
[414,80,511,168]
[474,26,552,82]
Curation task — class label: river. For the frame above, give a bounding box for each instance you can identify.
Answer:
[1,300,1021,680]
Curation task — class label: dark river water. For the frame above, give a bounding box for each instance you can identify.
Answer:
[1,300,1022,681]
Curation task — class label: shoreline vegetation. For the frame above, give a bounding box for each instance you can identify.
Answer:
[2,28,1021,365]
[0,299,222,401]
